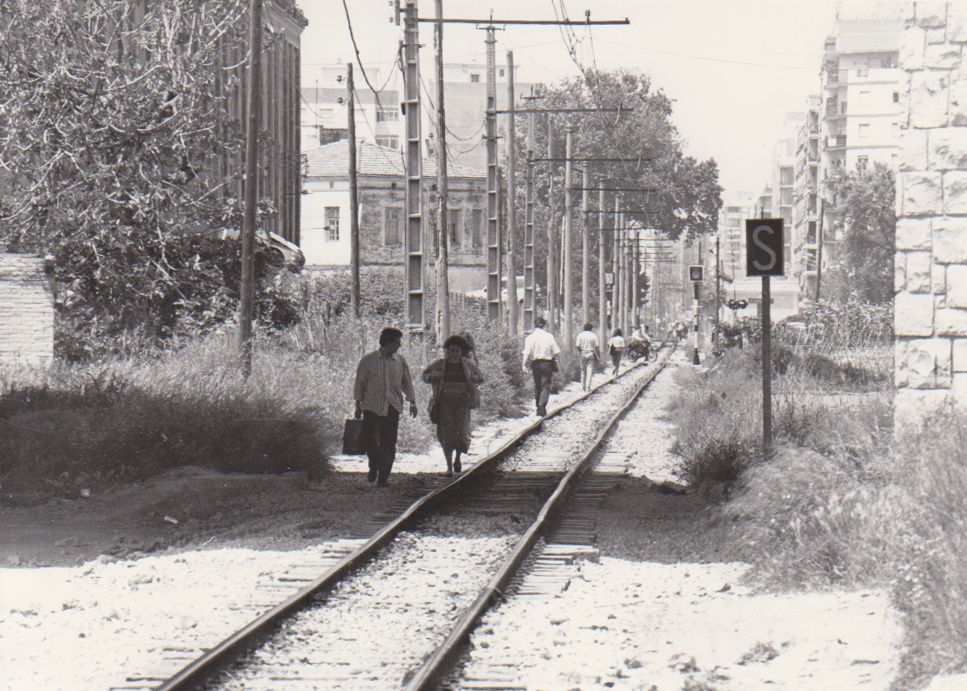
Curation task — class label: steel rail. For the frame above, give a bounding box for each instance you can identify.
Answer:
[403,348,673,690]
[157,347,666,690]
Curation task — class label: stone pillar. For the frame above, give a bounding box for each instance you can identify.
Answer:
[895,1,967,424]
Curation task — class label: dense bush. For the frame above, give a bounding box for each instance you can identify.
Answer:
[0,336,331,504]
[720,408,967,688]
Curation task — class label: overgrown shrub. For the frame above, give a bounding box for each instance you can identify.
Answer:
[0,335,331,504]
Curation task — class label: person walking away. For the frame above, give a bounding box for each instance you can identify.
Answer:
[575,322,600,392]
[608,328,626,376]
[522,316,561,416]
[353,327,418,487]
[422,335,484,475]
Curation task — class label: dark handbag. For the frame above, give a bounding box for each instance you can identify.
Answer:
[428,395,440,424]
[342,417,367,455]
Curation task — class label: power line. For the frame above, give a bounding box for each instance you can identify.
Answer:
[594,38,815,71]
[340,0,389,112]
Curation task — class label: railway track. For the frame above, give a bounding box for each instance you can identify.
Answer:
[148,347,671,690]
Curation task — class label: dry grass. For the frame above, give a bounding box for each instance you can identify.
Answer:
[680,344,967,685]
[0,297,531,504]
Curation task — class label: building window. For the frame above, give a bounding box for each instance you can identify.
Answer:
[857,66,869,78]
[780,167,794,185]
[448,208,462,248]
[376,106,398,122]
[384,206,402,246]
[893,91,900,103]
[470,208,483,248]
[858,123,870,138]
[857,155,869,170]
[499,68,505,77]
[470,73,480,83]
[324,207,340,242]
[376,135,399,149]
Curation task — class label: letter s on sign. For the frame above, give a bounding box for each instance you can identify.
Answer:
[752,225,777,271]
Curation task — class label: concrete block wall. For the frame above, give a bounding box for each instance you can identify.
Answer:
[896,2,967,421]
[0,254,54,365]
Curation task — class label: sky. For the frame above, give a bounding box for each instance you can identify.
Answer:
[296,0,850,198]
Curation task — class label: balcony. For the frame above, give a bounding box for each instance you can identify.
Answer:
[827,134,847,149]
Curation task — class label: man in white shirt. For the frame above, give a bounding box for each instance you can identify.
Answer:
[522,316,561,416]
[575,322,600,392]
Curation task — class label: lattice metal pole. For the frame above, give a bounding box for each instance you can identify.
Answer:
[485,27,500,322]
[598,189,607,354]
[403,1,424,330]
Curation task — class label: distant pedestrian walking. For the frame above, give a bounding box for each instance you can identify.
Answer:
[422,335,484,475]
[522,316,561,416]
[353,327,418,487]
[608,328,626,376]
[575,322,600,392]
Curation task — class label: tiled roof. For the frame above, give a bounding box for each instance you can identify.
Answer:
[304,140,484,180]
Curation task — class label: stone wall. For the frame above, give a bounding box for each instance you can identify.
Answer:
[896,1,967,422]
[0,254,54,365]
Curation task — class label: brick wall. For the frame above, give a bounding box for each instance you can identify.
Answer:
[0,254,54,365]
[895,1,967,422]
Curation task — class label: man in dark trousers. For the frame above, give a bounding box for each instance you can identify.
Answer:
[522,316,561,416]
[353,327,418,486]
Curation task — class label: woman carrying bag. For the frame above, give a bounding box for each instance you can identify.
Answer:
[421,335,484,475]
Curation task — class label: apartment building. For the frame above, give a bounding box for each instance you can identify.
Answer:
[818,7,902,269]
[301,61,533,173]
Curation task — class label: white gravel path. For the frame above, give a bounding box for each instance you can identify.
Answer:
[0,357,656,690]
[0,543,363,690]
[456,353,904,690]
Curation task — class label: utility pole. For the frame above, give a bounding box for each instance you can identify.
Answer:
[612,195,621,337]
[631,229,639,329]
[598,189,607,356]
[347,62,361,318]
[546,127,558,334]
[523,90,538,332]
[484,26,500,323]
[239,0,263,378]
[715,234,721,347]
[434,0,450,341]
[505,50,519,334]
[403,0,424,330]
[815,195,824,303]
[581,169,590,325]
[562,124,574,350]
[496,163,504,323]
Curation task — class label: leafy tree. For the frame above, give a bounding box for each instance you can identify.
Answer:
[826,162,895,304]
[508,69,722,308]
[0,0,288,358]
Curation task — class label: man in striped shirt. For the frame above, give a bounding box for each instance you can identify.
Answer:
[353,327,418,486]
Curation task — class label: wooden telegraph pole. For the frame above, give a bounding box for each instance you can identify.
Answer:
[562,125,574,350]
[505,51,519,334]
[581,169,590,325]
[239,0,263,377]
[347,63,361,318]
[434,0,450,341]
[546,128,558,333]
[598,189,607,354]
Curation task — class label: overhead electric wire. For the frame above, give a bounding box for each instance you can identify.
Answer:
[340,0,391,112]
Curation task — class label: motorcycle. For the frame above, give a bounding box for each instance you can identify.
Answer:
[627,338,655,363]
